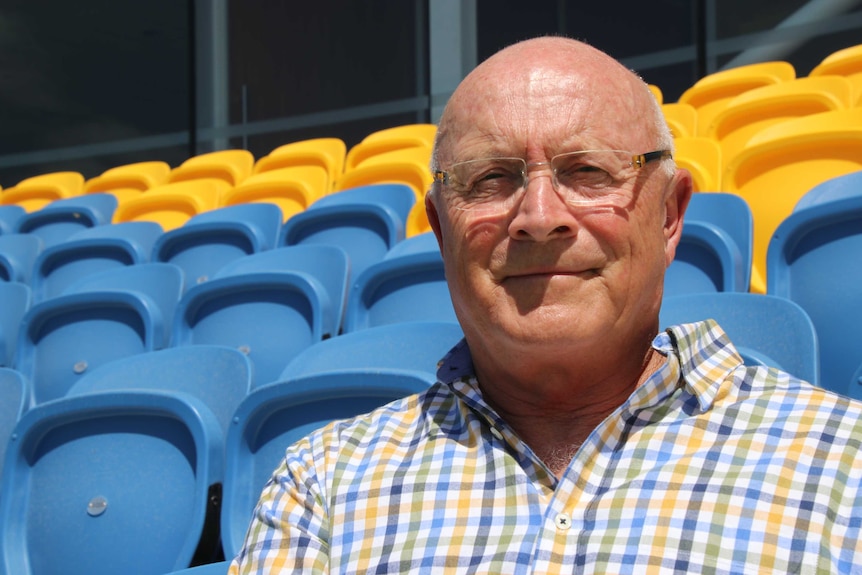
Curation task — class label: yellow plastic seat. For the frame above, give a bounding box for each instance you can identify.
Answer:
[222,166,329,222]
[336,147,433,200]
[809,43,862,78]
[253,138,346,191]
[723,108,862,293]
[84,161,171,203]
[662,103,698,138]
[679,61,796,137]
[648,84,663,104]
[707,76,852,169]
[672,137,722,192]
[1,171,85,212]
[344,124,437,172]
[169,149,255,186]
[113,179,229,231]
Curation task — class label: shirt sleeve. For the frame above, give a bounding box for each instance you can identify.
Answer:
[229,440,331,575]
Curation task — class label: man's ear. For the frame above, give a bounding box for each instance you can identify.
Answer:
[663,167,693,268]
[426,189,445,250]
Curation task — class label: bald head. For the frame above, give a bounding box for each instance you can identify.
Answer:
[432,37,671,171]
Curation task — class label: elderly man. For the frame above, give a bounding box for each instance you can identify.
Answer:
[231,37,862,573]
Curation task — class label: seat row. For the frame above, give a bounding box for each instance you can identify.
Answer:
[0,124,438,239]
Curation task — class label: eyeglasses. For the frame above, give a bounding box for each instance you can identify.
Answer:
[432,149,672,214]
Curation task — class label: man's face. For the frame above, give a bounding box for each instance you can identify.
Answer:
[428,60,684,356]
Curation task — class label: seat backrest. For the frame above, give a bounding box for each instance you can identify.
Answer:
[220,370,432,558]
[113,180,229,231]
[14,194,118,248]
[723,107,862,293]
[0,171,85,212]
[0,205,26,235]
[279,184,415,279]
[793,169,862,212]
[253,138,347,191]
[665,221,746,296]
[173,246,349,388]
[672,137,722,192]
[169,149,255,187]
[221,166,327,222]
[660,292,819,385]
[685,192,753,287]
[152,203,283,289]
[384,231,440,259]
[0,282,32,367]
[767,194,862,395]
[160,561,230,575]
[662,103,698,138]
[0,367,28,478]
[336,147,433,200]
[0,390,222,575]
[84,161,171,194]
[343,250,456,332]
[66,345,252,435]
[281,320,463,379]
[0,234,43,284]
[30,221,163,302]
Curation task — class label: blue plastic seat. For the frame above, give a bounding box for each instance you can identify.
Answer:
[162,561,229,575]
[793,169,862,212]
[17,263,184,406]
[767,194,862,396]
[0,390,223,575]
[172,245,349,388]
[220,370,432,558]
[30,221,163,301]
[685,193,753,286]
[281,320,463,379]
[384,230,440,259]
[66,345,252,435]
[0,367,28,478]
[0,206,25,235]
[0,282,31,367]
[664,220,747,296]
[152,203,283,290]
[343,249,456,332]
[660,292,819,385]
[14,193,118,248]
[0,234,43,284]
[279,184,415,279]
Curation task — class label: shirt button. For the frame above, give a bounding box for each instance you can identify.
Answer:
[490,427,504,441]
[554,512,572,531]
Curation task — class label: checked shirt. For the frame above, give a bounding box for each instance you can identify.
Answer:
[230,320,862,574]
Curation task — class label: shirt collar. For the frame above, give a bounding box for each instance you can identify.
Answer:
[436,319,744,414]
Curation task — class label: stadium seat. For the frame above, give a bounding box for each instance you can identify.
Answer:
[253,137,346,190]
[169,149,255,186]
[84,160,171,202]
[384,230,440,258]
[659,292,819,385]
[335,146,433,200]
[13,193,118,248]
[0,390,223,575]
[809,43,862,78]
[767,193,862,397]
[0,282,31,367]
[678,60,796,137]
[662,102,698,138]
[672,137,722,192]
[18,263,184,405]
[221,165,328,222]
[152,202,283,290]
[281,320,463,379]
[162,561,230,575]
[0,234,43,284]
[0,368,28,478]
[343,249,456,332]
[280,183,415,279]
[344,123,436,171]
[664,220,746,296]
[172,245,349,388]
[29,221,163,302]
[113,179,229,231]
[66,345,252,435]
[684,191,753,288]
[793,169,862,211]
[723,107,862,293]
[220,370,432,558]
[0,171,85,212]
[0,205,25,235]
[706,75,853,169]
